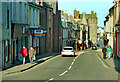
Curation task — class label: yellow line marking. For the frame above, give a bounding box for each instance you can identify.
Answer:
[97,54,109,69]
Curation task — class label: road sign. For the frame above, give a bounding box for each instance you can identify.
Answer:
[34,30,43,37]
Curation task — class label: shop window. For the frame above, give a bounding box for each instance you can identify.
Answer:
[22,27,26,34]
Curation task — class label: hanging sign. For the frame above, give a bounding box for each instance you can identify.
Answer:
[34,30,43,37]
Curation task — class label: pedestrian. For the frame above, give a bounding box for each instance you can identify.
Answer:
[20,46,28,64]
[29,46,36,64]
[106,45,112,59]
[102,46,107,59]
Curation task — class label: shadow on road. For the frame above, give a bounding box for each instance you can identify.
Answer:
[2,52,60,71]
[61,55,78,57]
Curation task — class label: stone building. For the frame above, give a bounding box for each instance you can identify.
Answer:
[61,10,69,48]
[28,2,40,54]
[113,1,120,58]
[11,2,40,65]
[74,9,98,48]
[88,11,98,45]
[37,0,62,53]
[67,14,76,48]
[1,2,12,69]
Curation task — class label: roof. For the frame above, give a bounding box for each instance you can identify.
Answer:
[28,2,41,8]
[109,6,114,11]
[43,2,53,9]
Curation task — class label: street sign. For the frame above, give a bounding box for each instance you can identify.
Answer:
[34,30,43,37]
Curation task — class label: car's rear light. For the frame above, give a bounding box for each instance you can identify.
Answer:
[71,51,74,52]
[62,51,65,52]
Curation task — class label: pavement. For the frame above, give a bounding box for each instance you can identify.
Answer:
[96,48,120,72]
[2,52,60,76]
[2,48,120,76]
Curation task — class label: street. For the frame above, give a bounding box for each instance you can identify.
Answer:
[2,49,118,81]
[1,1,120,82]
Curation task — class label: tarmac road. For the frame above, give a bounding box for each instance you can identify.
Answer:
[2,50,118,81]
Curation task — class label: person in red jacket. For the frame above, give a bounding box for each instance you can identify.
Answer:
[20,46,28,64]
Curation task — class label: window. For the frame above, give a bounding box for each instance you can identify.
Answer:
[63,48,73,50]
[40,12,41,26]
[5,40,9,62]
[33,9,35,26]
[22,27,25,34]
[29,7,31,25]
[24,4,27,23]
[14,2,17,21]
[27,7,28,24]
[19,2,22,22]
[49,28,51,36]
[7,9,9,29]
[91,18,94,23]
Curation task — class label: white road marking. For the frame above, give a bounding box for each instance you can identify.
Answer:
[73,58,76,61]
[49,78,54,80]
[68,66,72,70]
[71,62,74,66]
[45,78,54,82]
[76,56,79,58]
[97,54,109,68]
[59,70,68,76]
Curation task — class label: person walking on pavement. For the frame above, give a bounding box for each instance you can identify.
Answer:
[107,45,112,59]
[20,46,28,64]
[102,46,107,59]
[29,46,36,64]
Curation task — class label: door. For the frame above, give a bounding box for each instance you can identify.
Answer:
[12,41,15,64]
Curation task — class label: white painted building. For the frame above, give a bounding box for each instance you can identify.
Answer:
[104,6,114,48]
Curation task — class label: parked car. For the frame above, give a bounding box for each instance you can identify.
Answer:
[61,46,75,57]
[92,45,97,50]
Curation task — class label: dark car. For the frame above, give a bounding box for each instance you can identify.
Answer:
[92,45,97,50]
[97,43,100,47]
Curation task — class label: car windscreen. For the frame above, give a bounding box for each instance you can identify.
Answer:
[63,48,72,50]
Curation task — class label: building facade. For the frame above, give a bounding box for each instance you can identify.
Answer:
[2,2,12,69]
[104,0,120,58]
[74,9,98,49]
[61,10,69,48]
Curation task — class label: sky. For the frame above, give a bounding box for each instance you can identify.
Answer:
[58,0,114,27]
